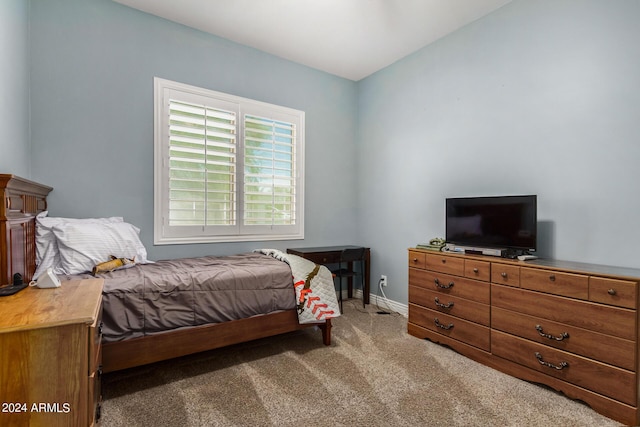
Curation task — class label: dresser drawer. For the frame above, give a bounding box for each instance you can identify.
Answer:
[408,250,426,269]
[409,268,490,304]
[492,307,636,371]
[521,267,588,299]
[492,284,636,341]
[464,259,490,282]
[409,285,490,326]
[409,304,490,351]
[491,330,636,406]
[589,277,637,309]
[491,263,520,287]
[425,253,465,276]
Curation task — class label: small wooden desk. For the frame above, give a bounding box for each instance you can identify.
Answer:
[287,246,371,304]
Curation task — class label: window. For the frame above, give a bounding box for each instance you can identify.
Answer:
[154,78,304,244]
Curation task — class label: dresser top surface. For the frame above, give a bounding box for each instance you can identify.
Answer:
[0,279,103,332]
[409,248,640,280]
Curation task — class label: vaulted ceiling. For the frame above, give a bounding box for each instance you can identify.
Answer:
[113,0,512,81]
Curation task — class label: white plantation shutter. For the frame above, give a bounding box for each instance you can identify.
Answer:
[168,100,236,227]
[154,78,304,244]
[243,114,297,227]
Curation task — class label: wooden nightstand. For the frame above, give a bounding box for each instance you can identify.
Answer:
[0,278,103,426]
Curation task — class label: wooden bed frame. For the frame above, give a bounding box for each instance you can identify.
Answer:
[103,309,331,372]
[0,174,332,373]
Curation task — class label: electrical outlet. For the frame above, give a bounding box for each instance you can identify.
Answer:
[380,275,388,287]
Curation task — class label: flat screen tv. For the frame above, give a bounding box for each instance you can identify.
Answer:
[445,195,537,254]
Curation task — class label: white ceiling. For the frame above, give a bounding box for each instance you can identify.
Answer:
[114,0,512,81]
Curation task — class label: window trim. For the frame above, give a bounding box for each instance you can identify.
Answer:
[153,77,305,245]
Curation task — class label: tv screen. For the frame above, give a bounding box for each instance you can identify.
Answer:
[445,195,537,252]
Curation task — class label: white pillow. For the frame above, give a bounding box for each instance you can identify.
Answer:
[34,213,124,278]
[52,221,149,275]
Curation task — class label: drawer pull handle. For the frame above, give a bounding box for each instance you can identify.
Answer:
[434,297,454,309]
[549,274,556,281]
[473,268,479,273]
[434,318,454,330]
[608,288,616,295]
[535,325,569,341]
[441,259,447,264]
[413,258,418,263]
[501,272,507,278]
[535,352,569,370]
[434,278,454,289]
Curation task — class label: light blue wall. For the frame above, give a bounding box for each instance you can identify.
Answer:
[29,0,358,260]
[358,0,640,303]
[24,0,640,305]
[0,0,30,177]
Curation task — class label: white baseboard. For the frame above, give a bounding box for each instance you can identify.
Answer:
[338,289,407,317]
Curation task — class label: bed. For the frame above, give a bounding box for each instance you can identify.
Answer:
[0,175,336,373]
[75,250,336,373]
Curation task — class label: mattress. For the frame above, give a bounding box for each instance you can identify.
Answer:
[72,252,295,343]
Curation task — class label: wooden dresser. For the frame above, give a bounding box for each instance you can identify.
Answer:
[408,249,640,425]
[0,279,104,426]
[0,174,52,286]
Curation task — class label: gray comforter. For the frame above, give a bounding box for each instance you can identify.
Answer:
[72,252,296,342]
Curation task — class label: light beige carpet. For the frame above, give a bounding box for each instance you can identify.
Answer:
[101,302,621,426]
